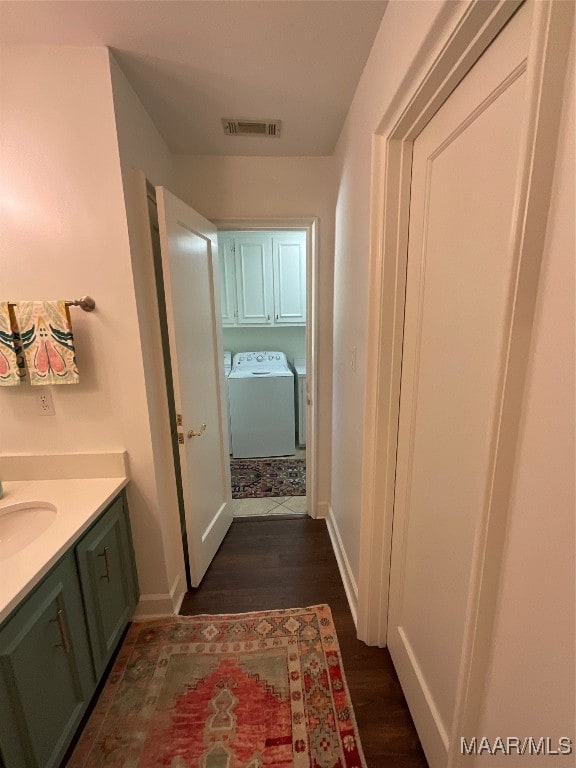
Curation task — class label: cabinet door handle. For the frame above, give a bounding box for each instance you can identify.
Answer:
[50,608,71,654]
[98,546,111,582]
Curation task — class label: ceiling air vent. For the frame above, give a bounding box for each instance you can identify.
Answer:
[222,119,281,137]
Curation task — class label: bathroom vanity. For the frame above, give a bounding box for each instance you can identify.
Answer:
[0,476,138,768]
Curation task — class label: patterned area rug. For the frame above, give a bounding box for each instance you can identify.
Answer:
[231,458,306,499]
[68,605,367,768]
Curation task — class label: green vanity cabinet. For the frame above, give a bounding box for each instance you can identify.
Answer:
[0,490,139,768]
[75,494,139,678]
[0,553,95,768]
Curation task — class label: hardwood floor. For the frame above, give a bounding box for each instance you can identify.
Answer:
[180,517,428,767]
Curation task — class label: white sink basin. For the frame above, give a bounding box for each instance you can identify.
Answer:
[0,502,57,560]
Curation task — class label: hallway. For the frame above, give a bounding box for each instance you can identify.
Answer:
[180,517,428,767]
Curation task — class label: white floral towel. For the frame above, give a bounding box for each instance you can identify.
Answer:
[13,301,79,385]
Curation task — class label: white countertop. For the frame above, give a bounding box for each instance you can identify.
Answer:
[0,477,128,624]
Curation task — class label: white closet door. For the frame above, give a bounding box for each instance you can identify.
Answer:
[387,5,532,766]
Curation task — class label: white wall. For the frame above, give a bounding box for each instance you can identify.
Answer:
[331,1,455,578]
[173,155,336,507]
[223,327,305,364]
[0,46,180,611]
[475,39,575,762]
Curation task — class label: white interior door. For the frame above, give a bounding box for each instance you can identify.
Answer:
[387,5,531,766]
[156,187,232,587]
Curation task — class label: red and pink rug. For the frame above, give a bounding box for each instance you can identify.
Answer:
[68,605,366,767]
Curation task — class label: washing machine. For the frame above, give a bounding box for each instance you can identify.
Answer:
[228,351,295,458]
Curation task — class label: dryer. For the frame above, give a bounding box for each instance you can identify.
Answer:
[223,351,232,454]
[228,351,295,458]
[294,357,306,447]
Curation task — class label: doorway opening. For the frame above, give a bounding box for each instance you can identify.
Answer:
[216,220,318,522]
[144,191,319,588]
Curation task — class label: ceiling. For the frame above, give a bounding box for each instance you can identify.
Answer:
[0,1,387,156]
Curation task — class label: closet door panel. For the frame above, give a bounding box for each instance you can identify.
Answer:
[387,5,532,765]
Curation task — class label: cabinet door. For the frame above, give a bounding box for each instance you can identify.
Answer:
[0,553,94,768]
[272,232,306,325]
[75,495,138,679]
[234,233,274,325]
[218,233,238,326]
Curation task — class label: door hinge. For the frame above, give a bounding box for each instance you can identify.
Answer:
[176,414,183,426]
[177,433,184,444]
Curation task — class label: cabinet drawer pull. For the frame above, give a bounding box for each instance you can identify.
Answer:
[50,608,71,654]
[98,546,111,582]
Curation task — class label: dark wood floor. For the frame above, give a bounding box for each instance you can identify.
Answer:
[180,516,428,767]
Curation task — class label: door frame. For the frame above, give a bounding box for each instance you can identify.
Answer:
[357,0,573,761]
[215,218,319,520]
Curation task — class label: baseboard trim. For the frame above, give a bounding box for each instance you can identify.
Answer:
[171,572,186,615]
[325,506,359,627]
[133,572,186,620]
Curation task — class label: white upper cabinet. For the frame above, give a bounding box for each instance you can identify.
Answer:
[234,233,274,325]
[219,231,306,327]
[273,231,306,325]
[218,233,238,326]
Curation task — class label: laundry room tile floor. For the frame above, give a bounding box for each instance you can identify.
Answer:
[231,495,307,518]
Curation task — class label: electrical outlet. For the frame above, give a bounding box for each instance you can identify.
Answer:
[38,391,55,416]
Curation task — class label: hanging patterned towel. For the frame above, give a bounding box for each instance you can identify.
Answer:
[0,301,24,386]
[13,301,79,385]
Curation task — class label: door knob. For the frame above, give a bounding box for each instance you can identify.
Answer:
[187,423,207,438]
